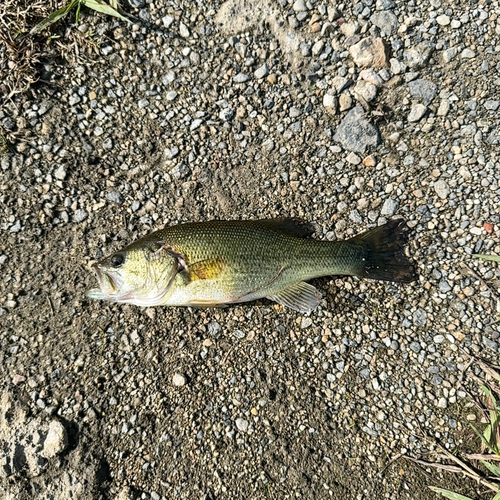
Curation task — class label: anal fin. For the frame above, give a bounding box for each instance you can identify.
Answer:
[267,282,321,313]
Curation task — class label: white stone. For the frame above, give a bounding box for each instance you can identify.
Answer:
[323,93,337,109]
[408,104,427,122]
[312,40,325,56]
[340,21,359,37]
[437,100,450,116]
[434,179,450,199]
[332,76,350,93]
[354,81,377,102]
[346,152,362,165]
[254,64,268,79]
[458,165,472,180]
[461,48,475,59]
[359,68,383,85]
[292,0,307,12]
[190,119,203,131]
[172,373,186,387]
[442,47,457,63]
[301,317,313,329]
[166,90,178,101]
[54,165,66,181]
[42,420,67,458]
[390,58,405,74]
[437,397,447,409]
[380,198,398,216]
[162,15,174,28]
[436,15,450,26]
[349,37,388,68]
[235,418,249,432]
[233,73,250,83]
[179,22,190,38]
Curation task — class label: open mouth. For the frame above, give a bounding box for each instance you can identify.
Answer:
[86,263,120,300]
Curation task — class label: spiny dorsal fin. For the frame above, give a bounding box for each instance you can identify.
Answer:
[267,281,321,313]
[257,218,315,238]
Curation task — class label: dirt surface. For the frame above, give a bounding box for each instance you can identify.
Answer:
[1,0,500,499]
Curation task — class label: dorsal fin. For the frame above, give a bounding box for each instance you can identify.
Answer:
[257,218,315,238]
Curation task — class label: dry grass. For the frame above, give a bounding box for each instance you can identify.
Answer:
[0,0,64,98]
[0,0,129,100]
[401,353,500,500]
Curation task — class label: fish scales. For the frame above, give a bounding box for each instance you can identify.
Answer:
[149,221,362,304]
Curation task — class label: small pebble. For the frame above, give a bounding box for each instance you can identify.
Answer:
[293,0,307,12]
[461,49,475,59]
[254,64,269,79]
[54,165,67,181]
[162,15,174,28]
[172,373,187,387]
[346,152,362,165]
[166,90,178,101]
[408,104,427,122]
[233,73,250,83]
[380,198,398,216]
[434,180,450,200]
[436,15,450,26]
[235,418,249,432]
[179,22,190,38]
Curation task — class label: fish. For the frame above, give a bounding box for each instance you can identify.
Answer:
[87,218,415,313]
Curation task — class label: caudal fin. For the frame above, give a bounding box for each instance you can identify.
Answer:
[349,219,415,283]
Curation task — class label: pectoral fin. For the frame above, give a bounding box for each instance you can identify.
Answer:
[180,258,227,283]
[267,281,321,313]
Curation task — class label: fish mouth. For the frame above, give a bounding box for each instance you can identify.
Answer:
[87,263,120,300]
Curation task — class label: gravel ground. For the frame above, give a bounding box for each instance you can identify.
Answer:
[1,0,500,498]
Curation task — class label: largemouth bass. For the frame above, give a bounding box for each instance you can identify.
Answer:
[87,218,415,313]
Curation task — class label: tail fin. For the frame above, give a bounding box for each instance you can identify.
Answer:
[349,219,415,283]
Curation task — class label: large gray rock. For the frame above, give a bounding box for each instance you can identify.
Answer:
[333,107,380,153]
[408,79,438,105]
[370,11,399,35]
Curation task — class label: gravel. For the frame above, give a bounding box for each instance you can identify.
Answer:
[2,0,499,499]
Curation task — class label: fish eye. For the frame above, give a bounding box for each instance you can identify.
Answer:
[110,254,124,267]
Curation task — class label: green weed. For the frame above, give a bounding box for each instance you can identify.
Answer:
[31,0,131,34]
[429,360,500,500]
[474,254,500,263]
